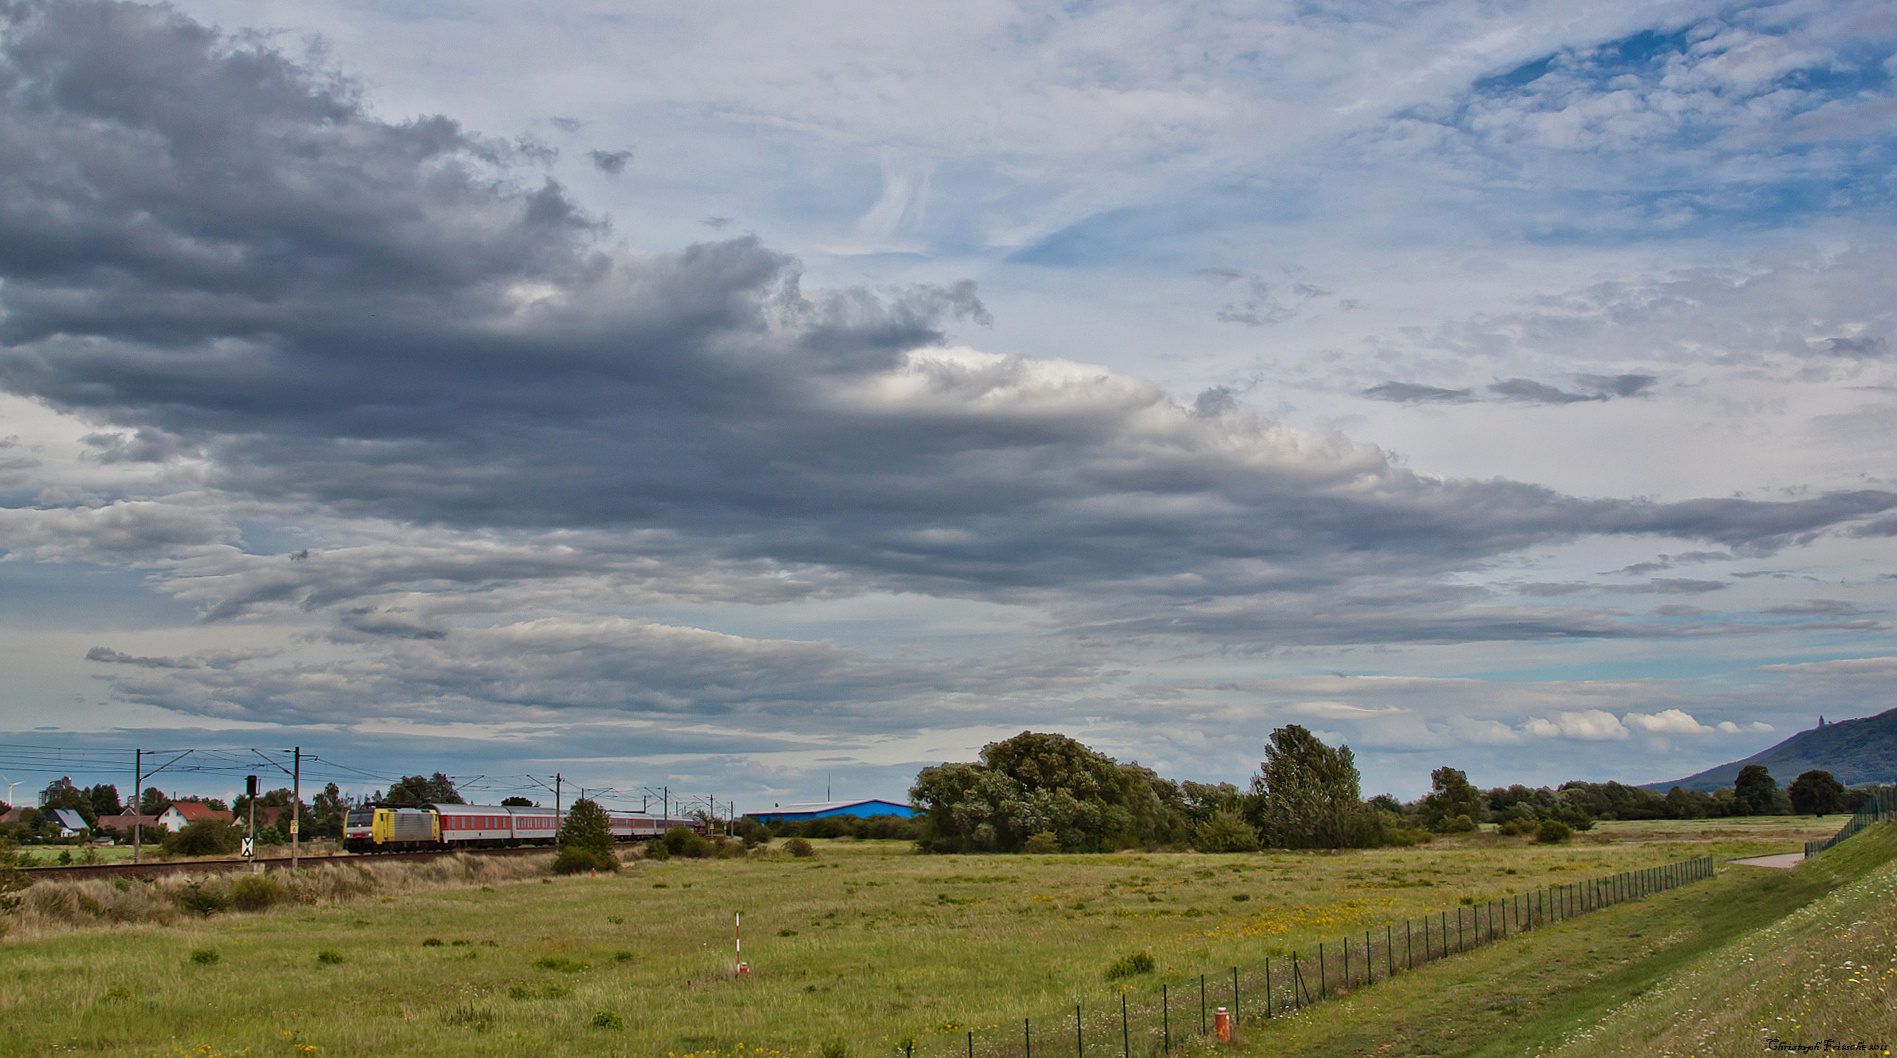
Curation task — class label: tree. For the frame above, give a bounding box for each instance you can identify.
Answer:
[1420,767,1486,832]
[86,784,122,821]
[383,773,464,806]
[909,731,1190,854]
[1249,725,1379,849]
[553,798,616,873]
[1788,770,1846,817]
[138,787,170,815]
[310,783,348,839]
[1734,765,1779,816]
[501,796,535,807]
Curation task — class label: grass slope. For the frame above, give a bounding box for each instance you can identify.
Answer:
[1217,823,1897,1056]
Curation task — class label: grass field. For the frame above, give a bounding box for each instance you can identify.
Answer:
[0,817,1863,1058]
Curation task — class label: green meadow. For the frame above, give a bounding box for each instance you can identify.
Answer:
[0,816,1874,1058]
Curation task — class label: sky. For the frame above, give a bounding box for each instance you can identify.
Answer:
[1,0,1894,810]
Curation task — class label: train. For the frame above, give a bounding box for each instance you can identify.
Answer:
[342,802,706,853]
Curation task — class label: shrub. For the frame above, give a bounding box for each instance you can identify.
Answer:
[1022,831,1061,854]
[820,1037,850,1058]
[1192,810,1260,853]
[552,846,616,875]
[230,874,282,912]
[1497,818,1536,837]
[317,950,344,964]
[662,826,712,859]
[175,880,230,918]
[1446,814,1477,833]
[1103,950,1156,980]
[533,956,591,973]
[188,948,218,965]
[170,819,241,857]
[1380,827,1430,847]
[784,837,815,858]
[591,1010,623,1030]
[1535,819,1573,844]
[558,799,617,869]
[613,950,633,962]
[643,840,670,861]
[422,937,444,947]
[734,817,771,849]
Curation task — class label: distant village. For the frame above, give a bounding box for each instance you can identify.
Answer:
[0,775,350,860]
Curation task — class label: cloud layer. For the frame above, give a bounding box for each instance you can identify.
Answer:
[1,0,1893,801]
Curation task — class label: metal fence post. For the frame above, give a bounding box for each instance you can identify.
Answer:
[1162,984,1169,1053]
[1231,966,1239,1026]
[1076,1004,1083,1058]
[1121,994,1128,1058]
[1317,944,1325,1000]
[1199,974,1205,1034]
[1026,1018,1031,1058]
[1264,958,1271,1019]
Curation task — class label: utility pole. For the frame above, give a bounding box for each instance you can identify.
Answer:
[290,747,300,871]
[555,773,562,817]
[132,749,141,865]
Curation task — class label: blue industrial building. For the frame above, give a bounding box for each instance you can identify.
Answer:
[749,798,914,823]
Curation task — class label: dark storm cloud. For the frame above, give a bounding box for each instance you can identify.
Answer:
[1489,378,1602,404]
[5,0,1897,657]
[1362,382,1476,403]
[588,148,632,174]
[85,645,196,668]
[86,616,1109,728]
[1577,373,1656,397]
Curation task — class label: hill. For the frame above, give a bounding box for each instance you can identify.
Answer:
[1644,707,1897,791]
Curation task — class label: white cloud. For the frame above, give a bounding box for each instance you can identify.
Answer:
[1523,710,1631,741]
[1622,708,1712,734]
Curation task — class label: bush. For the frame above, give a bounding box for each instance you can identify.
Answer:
[1103,951,1156,980]
[1192,810,1260,853]
[643,839,670,861]
[169,820,241,857]
[552,846,617,875]
[784,837,815,858]
[317,950,344,964]
[188,948,218,965]
[175,880,230,918]
[590,1010,623,1030]
[1535,819,1573,844]
[1380,827,1430,847]
[820,1038,850,1058]
[1022,831,1061,854]
[661,826,712,859]
[734,817,771,849]
[1445,814,1477,833]
[553,798,619,870]
[1496,818,1536,837]
[230,874,282,912]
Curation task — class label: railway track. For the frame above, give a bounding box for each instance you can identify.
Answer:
[18,845,554,882]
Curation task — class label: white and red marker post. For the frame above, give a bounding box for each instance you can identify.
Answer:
[736,911,750,978]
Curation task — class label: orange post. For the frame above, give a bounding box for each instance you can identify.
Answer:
[1214,1008,1230,1043]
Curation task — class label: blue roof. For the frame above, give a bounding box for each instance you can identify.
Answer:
[750,798,913,822]
[50,808,88,830]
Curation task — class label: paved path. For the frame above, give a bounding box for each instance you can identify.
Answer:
[1730,852,1806,869]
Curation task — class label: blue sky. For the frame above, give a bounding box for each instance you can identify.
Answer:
[0,0,1894,809]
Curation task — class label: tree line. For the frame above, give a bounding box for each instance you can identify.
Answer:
[909,729,1873,853]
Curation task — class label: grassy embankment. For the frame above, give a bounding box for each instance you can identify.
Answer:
[0,817,1848,1058]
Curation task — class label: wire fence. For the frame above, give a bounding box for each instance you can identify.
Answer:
[1806,787,1897,858]
[890,854,1717,1058]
